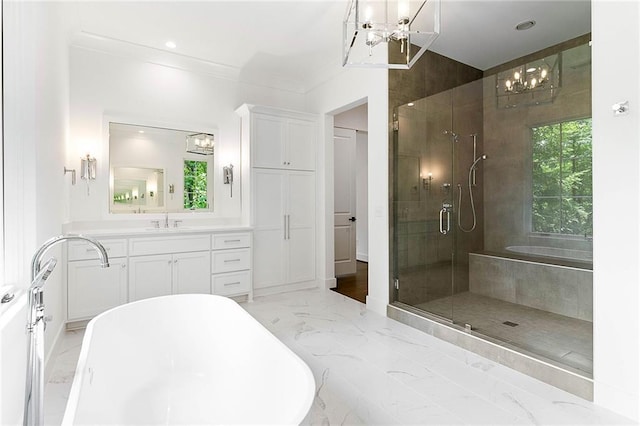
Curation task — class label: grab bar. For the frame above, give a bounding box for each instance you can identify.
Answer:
[440,203,452,235]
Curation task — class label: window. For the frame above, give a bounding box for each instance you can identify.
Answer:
[183,159,209,210]
[531,118,592,236]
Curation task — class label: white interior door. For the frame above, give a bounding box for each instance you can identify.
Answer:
[334,127,357,276]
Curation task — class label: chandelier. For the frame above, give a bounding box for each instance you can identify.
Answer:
[343,0,441,69]
[496,53,561,108]
[185,133,214,155]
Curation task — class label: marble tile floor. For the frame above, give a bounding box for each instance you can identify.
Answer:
[44,288,632,425]
[414,292,593,375]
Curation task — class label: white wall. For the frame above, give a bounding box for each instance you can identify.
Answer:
[592,1,640,421]
[355,131,369,261]
[305,68,388,314]
[68,46,306,227]
[1,2,71,423]
[334,103,368,132]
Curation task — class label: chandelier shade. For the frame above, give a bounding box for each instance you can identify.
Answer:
[343,0,441,69]
[495,53,562,108]
[185,133,215,155]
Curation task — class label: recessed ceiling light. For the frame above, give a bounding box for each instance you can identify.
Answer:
[515,20,536,31]
[138,130,145,134]
[165,41,177,49]
[407,102,415,107]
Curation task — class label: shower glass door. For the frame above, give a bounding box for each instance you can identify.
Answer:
[393,91,456,321]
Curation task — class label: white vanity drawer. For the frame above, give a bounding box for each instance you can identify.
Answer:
[211,248,250,273]
[68,238,127,261]
[212,233,251,250]
[212,271,251,296]
[129,234,211,256]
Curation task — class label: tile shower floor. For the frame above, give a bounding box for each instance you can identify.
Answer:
[414,292,593,375]
[44,288,629,425]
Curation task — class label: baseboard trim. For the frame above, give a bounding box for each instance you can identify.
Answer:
[365,295,388,316]
[324,277,337,289]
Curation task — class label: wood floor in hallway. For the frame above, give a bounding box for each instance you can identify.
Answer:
[331,260,368,303]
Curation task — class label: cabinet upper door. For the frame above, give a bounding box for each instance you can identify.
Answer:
[286,119,316,171]
[251,113,316,171]
[252,114,285,169]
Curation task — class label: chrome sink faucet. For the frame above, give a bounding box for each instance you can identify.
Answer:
[24,235,109,426]
[164,211,169,228]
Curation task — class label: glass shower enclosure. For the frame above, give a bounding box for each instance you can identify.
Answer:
[391,41,593,376]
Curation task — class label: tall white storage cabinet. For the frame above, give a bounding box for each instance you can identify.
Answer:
[237,104,318,296]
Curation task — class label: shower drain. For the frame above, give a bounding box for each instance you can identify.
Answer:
[502,321,519,327]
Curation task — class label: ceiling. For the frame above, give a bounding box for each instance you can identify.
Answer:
[71,0,591,93]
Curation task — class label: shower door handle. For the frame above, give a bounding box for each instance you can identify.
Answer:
[439,203,452,235]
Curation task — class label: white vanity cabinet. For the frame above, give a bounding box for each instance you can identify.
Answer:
[67,238,128,321]
[237,104,318,296]
[128,234,211,302]
[66,229,253,324]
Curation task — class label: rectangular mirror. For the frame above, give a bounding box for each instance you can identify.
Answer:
[109,122,215,214]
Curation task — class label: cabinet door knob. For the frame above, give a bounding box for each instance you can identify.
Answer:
[121,263,126,269]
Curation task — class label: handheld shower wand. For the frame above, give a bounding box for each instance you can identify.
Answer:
[458,154,487,233]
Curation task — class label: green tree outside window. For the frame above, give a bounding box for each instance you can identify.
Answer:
[184,160,208,210]
[532,118,592,236]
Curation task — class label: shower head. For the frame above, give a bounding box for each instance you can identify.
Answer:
[30,258,58,290]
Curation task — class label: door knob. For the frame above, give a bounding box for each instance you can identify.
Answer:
[348,217,356,222]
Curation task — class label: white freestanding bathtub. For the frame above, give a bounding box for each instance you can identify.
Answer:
[62,294,315,425]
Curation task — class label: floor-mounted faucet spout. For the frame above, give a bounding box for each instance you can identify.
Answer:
[24,234,109,426]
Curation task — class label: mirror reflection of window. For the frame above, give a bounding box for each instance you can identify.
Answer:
[184,159,209,210]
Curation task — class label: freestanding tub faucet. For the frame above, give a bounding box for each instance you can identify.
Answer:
[23,235,109,426]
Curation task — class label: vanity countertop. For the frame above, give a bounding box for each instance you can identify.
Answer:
[66,225,252,238]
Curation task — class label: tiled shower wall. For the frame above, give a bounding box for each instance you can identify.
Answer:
[482,38,593,254]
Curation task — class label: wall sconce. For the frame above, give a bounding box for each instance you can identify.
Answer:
[223,164,234,197]
[423,172,433,191]
[81,154,96,180]
[80,154,96,195]
[64,167,76,185]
